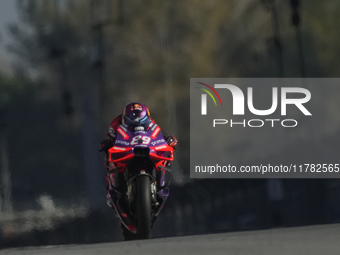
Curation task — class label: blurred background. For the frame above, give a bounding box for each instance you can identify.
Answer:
[0,0,340,248]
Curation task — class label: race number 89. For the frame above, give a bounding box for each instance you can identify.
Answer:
[130,135,151,145]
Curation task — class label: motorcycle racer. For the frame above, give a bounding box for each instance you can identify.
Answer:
[100,102,177,208]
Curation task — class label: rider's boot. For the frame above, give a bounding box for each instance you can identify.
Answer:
[105,155,123,208]
[106,170,123,206]
[105,176,115,208]
[107,171,135,231]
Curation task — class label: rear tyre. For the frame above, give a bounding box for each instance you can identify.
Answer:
[136,175,152,239]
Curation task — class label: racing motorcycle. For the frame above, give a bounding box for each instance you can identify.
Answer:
[107,123,174,240]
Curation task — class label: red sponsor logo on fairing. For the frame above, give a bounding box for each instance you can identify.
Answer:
[117,127,129,140]
[151,126,161,138]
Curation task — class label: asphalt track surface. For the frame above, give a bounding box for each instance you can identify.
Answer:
[1,224,340,255]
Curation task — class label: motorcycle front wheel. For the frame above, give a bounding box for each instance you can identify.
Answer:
[136,175,152,239]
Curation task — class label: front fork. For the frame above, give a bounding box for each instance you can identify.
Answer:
[127,172,169,227]
[126,174,158,207]
[115,168,171,232]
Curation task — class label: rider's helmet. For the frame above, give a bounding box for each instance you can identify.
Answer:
[122,102,151,129]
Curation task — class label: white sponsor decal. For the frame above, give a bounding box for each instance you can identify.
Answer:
[155,145,167,150]
[108,127,115,136]
[113,146,126,151]
[115,140,130,146]
[151,139,166,146]
[131,136,151,145]
[134,126,144,131]
[134,131,147,134]
[119,124,128,132]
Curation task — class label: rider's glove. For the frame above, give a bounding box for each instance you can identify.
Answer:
[166,135,178,148]
[100,137,114,152]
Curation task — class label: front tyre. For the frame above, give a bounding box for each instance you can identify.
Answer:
[136,175,152,239]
